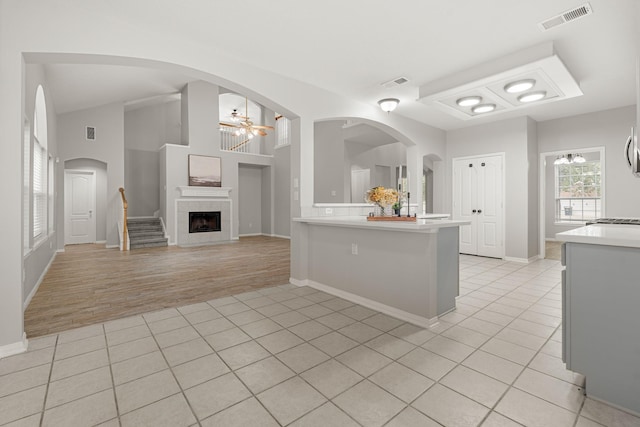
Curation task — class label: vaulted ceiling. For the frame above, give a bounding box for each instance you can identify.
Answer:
[43,0,637,130]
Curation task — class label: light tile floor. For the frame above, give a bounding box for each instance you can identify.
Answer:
[2,256,640,426]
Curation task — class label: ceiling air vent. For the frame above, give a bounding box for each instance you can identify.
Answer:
[381,76,409,88]
[86,126,96,141]
[538,3,592,31]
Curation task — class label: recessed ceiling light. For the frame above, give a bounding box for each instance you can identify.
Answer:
[518,91,547,103]
[471,104,496,114]
[456,96,482,107]
[504,79,536,94]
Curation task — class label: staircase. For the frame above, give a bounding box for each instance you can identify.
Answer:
[127,218,168,249]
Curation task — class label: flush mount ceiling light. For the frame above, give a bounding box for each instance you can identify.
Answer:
[504,79,536,94]
[518,91,547,103]
[472,104,496,114]
[378,98,400,112]
[456,96,482,107]
[418,42,583,121]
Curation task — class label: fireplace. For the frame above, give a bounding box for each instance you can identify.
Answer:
[189,211,221,233]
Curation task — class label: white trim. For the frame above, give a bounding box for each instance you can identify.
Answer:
[177,186,232,198]
[23,252,57,310]
[174,198,233,246]
[0,333,28,359]
[271,234,291,240]
[95,240,106,244]
[290,278,439,329]
[105,244,119,249]
[238,233,263,237]
[504,255,540,264]
[451,152,506,259]
[539,146,605,259]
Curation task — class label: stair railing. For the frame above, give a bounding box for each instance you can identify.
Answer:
[119,187,128,251]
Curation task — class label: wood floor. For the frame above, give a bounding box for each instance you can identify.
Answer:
[24,236,290,338]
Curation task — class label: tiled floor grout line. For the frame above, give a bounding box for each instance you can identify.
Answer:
[140,312,204,427]
[102,323,123,427]
[38,335,58,427]
[7,259,635,426]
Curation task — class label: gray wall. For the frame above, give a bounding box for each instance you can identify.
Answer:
[124,101,180,216]
[527,117,539,257]
[538,106,640,226]
[314,121,346,203]
[446,117,537,260]
[261,166,272,235]
[238,164,264,235]
[57,103,125,247]
[162,81,275,243]
[23,64,59,307]
[274,145,291,238]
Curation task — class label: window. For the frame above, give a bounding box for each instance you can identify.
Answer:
[23,118,31,253]
[555,160,602,223]
[33,85,48,242]
[275,115,291,147]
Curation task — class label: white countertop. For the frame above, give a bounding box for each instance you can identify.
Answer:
[556,224,640,249]
[293,216,469,233]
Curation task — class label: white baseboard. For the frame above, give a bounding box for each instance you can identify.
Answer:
[0,333,28,359]
[290,278,439,329]
[238,233,263,237]
[95,240,107,244]
[24,252,57,310]
[105,244,119,249]
[271,234,291,240]
[503,255,539,264]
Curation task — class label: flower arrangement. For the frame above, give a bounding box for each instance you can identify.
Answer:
[365,186,398,216]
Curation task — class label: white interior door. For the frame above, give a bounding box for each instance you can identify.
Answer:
[453,154,504,258]
[476,155,503,258]
[351,169,370,202]
[453,159,478,255]
[65,170,96,245]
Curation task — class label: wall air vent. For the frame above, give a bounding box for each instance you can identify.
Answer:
[381,76,409,88]
[86,126,96,141]
[538,3,592,31]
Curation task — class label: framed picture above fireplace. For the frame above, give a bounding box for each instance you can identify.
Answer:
[188,154,221,187]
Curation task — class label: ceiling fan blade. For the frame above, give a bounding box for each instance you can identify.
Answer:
[251,125,274,130]
[219,122,242,128]
[257,130,268,136]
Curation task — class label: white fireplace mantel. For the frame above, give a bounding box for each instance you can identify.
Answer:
[177,186,232,198]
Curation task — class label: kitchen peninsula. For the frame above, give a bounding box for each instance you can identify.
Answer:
[557,224,640,415]
[291,216,470,327]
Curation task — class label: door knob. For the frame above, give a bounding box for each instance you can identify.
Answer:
[477,209,482,214]
[472,209,477,213]
[89,210,93,218]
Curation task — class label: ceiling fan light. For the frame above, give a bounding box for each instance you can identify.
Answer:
[471,103,496,114]
[252,129,259,135]
[504,79,536,94]
[456,96,482,107]
[234,130,241,136]
[247,133,255,139]
[378,98,400,112]
[518,91,547,103]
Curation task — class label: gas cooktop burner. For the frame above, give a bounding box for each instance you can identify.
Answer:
[586,218,640,225]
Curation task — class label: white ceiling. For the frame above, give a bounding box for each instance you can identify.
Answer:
[42,0,637,130]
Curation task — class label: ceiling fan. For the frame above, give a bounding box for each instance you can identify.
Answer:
[219,97,273,151]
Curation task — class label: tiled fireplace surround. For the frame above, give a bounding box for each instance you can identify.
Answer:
[176,187,232,246]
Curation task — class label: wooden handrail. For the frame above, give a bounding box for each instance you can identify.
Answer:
[119,187,128,251]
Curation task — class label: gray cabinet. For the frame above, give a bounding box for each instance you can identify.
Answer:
[562,242,640,414]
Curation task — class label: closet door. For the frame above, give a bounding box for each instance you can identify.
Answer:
[453,158,478,255]
[453,154,504,258]
[476,155,503,258]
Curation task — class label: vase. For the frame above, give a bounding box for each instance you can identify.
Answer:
[375,204,391,217]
